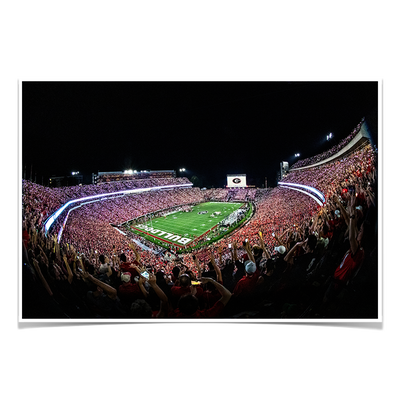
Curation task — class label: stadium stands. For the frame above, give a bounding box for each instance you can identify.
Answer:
[21,119,378,319]
[96,170,176,184]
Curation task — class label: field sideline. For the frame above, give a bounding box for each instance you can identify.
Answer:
[126,202,244,248]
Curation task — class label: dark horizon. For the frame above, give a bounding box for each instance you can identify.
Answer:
[22,81,378,188]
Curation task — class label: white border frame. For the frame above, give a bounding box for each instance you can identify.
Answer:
[14,76,387,333]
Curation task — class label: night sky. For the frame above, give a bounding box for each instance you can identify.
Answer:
[22,81,378,188]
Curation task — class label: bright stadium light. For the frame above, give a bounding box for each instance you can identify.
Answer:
[124,169,133,174]
[295,153,300,157]
[327,132,333,141]
[278,181,326,204]
[280,185,324,206]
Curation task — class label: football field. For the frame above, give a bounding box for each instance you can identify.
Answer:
[127,202,244,248]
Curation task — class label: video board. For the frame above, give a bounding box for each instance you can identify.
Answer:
[227,174,247,188]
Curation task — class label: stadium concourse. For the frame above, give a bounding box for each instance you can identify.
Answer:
[22,119,378,319]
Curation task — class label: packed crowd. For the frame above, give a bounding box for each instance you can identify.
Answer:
[227,188,257,201]
[59,188,205,256]
[290,118,365,169]
[281,143,376,201]
[96,171,176,184]
[22,130,378,319]
[205,188,230,201]
[22,177,192,224]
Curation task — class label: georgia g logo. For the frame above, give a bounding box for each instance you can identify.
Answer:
[233,178,241,184]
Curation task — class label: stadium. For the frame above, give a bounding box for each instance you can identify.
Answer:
[21,82,379,320]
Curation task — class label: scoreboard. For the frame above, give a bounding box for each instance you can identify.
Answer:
[227,174,247,188]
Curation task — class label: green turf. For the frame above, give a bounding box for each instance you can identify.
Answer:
[127,202,244,247]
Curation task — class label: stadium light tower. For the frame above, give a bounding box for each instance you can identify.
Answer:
[327,132,333,141]
[294,153,300,157]
[179,168,186,172]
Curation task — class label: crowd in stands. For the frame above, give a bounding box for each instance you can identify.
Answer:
[205,188,229,201]
[59,188,205,257]
[281,143,376,201]
[227,188,257,201]
[22,127,378,319]
[96,171,176,184]
[290,118,365,169]
[22,177,192,223]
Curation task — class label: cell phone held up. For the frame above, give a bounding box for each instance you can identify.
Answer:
[140,270,149,280]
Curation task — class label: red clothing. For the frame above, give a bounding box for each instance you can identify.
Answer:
[171,285,204,300]
[168,299,225,318]
[233,268,260,297]
[118,282,144,304]
[120,261,140,278]
[334,248,364,283]
[328,218,341,229]
[22,230,30,248]
[202,279,224,308]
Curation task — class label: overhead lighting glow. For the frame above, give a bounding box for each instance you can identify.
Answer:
[43,182,194,234]
[278,181,326,203]
[279,186,324,206]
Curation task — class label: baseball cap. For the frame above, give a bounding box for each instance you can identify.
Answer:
[274,245,286,254]
[244,260,256,274]
[121,272,131,283]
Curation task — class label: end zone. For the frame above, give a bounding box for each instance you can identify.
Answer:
[133,224,191,246]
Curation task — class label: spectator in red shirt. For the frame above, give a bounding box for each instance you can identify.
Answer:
[200,251,224,309]
[117,271,147,307]
[171,274,203,298]
[323,193,367,307]
[119,257,140,279]
[232,260,260,297]
[119,243,143,279]
[170,273,204,309]
[168,277,231,318]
